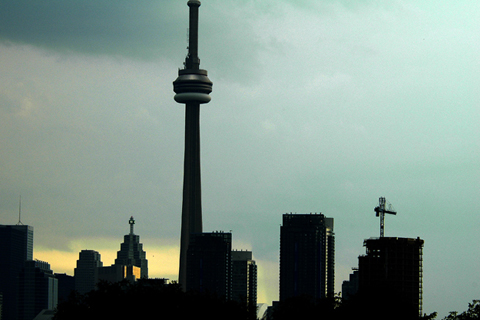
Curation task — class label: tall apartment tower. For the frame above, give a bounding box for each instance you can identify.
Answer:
[232,250,257,309]
[74,250,103,294]
[0,224,34,320]
[358,237,424,317]
[114,216,148,279]
[186,232,232,299]
[341,269,359,300]
[173,0,213,289]
[279,213,335,301]
[18,260,58,320]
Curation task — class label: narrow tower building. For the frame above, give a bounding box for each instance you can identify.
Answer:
[232,250,257,310]
[173,0,213,289]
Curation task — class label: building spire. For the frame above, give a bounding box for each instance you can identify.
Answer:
[16,195,24,225]
[185,0,201,70]
[129,216,135,235]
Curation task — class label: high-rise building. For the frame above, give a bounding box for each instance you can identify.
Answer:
[18,260,58,320]
[98,265,141,283]
[55,273,75,303]
[279,213,335,301]
[186,232,232,299]
[232,250,257,309]
[0,224,34,320]
[358,237,424,317]
[341,269,359,300]
[74,250,103,294]
[114,216,148,279]
[173,0,213,289]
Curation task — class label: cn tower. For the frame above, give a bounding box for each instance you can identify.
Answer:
[173,0,212,290]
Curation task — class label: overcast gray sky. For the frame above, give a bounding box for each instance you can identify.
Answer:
[0,0,479,317]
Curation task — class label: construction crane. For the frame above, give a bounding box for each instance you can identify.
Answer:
[374,197,396,237]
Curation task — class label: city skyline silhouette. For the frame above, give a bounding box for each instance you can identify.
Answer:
[0,1,478,318]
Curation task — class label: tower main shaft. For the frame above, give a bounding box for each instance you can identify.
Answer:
[173,0,212,290]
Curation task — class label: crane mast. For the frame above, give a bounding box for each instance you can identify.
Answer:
[374,197,397,237]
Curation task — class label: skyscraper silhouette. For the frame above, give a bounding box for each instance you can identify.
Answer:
[186,232,232,299]
[18,260,58,320]
[358,237,424,317]
[173,0,212,289]
[114,216,148,279]
[74,250,102,295]
[279,213,335,301]
[232,250,257,309]
[0,224,33,320]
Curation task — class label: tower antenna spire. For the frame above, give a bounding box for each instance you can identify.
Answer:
[129,216,135,235]
[185,0,200,70]
[16,195,24,225]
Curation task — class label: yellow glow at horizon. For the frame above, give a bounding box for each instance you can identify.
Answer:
[34,237,180,281]
[34,237,278,304]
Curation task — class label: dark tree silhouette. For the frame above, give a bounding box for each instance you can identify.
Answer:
[270,291,437,320]
[442,300,480,320]
[53,279,251,320]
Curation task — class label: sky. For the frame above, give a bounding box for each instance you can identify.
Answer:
[0,0,479,317]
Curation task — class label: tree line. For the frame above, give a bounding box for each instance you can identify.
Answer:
[53,279,478,320]
[53,279,254,320]
[270,293,479,320]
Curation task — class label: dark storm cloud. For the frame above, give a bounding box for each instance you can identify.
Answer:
[1,0,479,316]
[0,0,182,59]
[0,0,266,84]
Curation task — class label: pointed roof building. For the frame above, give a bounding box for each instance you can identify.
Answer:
[114,217,148,279]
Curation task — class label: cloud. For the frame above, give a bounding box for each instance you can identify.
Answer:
[0,0,183,60]
[1,1,480,315]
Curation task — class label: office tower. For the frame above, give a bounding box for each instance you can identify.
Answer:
[279,213,335,301]
[173,0,213,289]
[74,250,103,294]
[18,260,58,320]
[114,216,148,279]
[55,273,75,303]
[341,269,359,300]
[98,265,141,283]
[358,237,424,317]
[0,224,34,320]
[232,250,257,309]
[186,232,232,299]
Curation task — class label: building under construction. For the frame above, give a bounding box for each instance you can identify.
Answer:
[358,237,424,317]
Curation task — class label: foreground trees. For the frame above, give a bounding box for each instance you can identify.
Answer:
[270,295,480,320]
[442,300,480,320]
[53,279,252,320]
[270,293,437,320]
[55,280,477,320]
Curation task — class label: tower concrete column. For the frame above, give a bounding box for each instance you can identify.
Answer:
[173,0,212,290]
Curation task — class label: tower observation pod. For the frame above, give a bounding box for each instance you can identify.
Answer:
[173,0,212,291]
[173,0,213,104]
